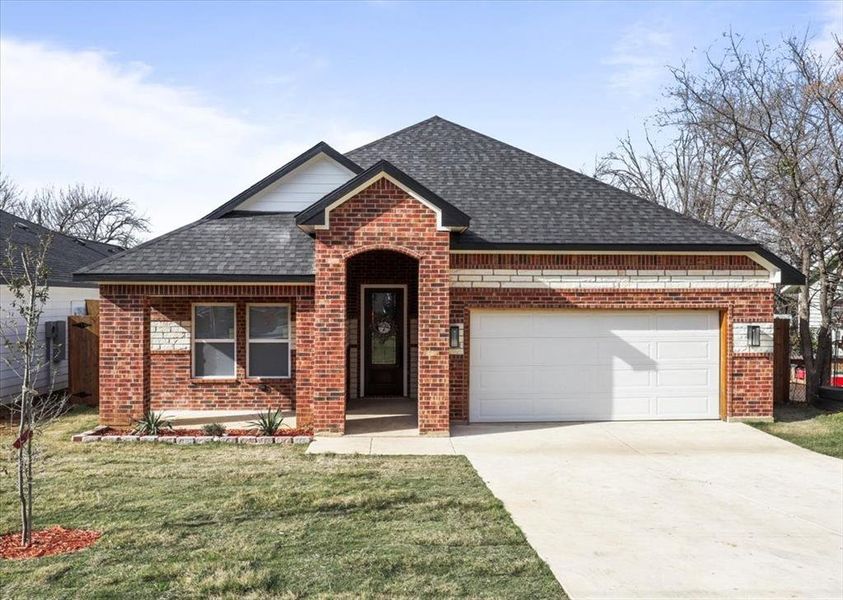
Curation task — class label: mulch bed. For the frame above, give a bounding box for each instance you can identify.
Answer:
[1,526,101,560]
[95,427,313,437]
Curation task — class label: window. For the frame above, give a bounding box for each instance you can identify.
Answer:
[193,304,236,378]
[247,304,291,378]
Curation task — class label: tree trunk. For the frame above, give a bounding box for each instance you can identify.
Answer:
[798,248,821,403]
[17,415,29,547]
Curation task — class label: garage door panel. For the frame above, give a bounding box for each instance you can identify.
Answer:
[470,310,720,422]
[473,367,532,394]
[532,338,601,366]
[657,368,711,387]
[533,366,593,393]
[611,368,653,388]
[473,339,534,366]
[601,340,655,367]
[655,340,713,360]
[656,396,712,417]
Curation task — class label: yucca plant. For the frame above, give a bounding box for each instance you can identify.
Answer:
[133,411,173,435]
[249,409,285,436]
[202,422,226,436]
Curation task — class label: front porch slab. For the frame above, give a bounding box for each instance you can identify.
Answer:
[345,397,418,437]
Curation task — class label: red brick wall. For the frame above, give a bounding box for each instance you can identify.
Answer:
[98,284,313,426]
[99,291,149,426]
[312,178,451,434]
[148,297,296,412]
[449,285,775,422]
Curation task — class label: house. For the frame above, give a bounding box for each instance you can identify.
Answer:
[0,209,122,401]
[74,117,803,434]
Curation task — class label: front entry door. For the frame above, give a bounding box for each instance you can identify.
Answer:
[363,287,404,396]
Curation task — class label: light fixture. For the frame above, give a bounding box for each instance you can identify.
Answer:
[449,325,461,349]
[747,325,761,348]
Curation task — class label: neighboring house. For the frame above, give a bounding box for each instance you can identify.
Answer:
[75,117,803,434]
[1,210,122,401]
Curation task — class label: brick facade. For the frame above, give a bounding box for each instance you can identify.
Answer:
[98,231,776,430]
[98,284,314,426]
[311,178,450,435]
[448,260,775,422]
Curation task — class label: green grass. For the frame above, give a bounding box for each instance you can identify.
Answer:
[0,409,564,599]
[751,403,843,459]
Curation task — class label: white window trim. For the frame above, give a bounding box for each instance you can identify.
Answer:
[359,284,408,397]
[246,303,292,379]
[191,302,237,379]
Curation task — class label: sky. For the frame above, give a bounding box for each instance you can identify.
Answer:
[1,0,840,237]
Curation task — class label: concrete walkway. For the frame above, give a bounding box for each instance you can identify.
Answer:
[309,421,843,599]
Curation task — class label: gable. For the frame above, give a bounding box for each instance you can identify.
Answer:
[237,154,357,213]
[202,142,362,220]
[295,160,471,232]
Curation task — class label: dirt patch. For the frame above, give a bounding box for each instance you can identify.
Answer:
[1,526,101,560]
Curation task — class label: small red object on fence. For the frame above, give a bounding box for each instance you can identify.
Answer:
[12,429,32,449]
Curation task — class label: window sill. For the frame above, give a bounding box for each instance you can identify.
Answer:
[190,378,238,385]
[244,377,291,383]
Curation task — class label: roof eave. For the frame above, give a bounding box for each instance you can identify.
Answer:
[72,272,315,284]
[449,240,805,285]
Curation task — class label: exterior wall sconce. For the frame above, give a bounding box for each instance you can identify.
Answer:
[449,325,461,349]
[747,325,761,348]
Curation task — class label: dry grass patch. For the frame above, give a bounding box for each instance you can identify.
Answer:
[0,408,564,599]
[751,403,843,459]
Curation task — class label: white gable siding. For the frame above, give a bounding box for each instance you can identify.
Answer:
[0,285,99,402]
[237,154,355,213]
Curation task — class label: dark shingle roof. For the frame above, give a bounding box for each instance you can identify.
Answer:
[1,209,123,287]
[75,212,314,282]
[75,116,802,284]
[346,117,756,248]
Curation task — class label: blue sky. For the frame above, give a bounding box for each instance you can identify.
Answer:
[1,0,839,236]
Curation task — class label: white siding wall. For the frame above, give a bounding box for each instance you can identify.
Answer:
[0,285,99,401]
[237,154,355,213]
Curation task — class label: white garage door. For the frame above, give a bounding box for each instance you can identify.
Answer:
[469,310,721,422]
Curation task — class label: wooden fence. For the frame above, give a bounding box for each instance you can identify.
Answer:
[67,308,99,406]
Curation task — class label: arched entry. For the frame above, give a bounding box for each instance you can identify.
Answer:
[344,249,419,434]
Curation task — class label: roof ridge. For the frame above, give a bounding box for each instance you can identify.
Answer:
[345,116,444,156]
[381,117,754,246]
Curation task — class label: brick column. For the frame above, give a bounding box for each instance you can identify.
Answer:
[294,296,314,427]
[311,250,347,434]
[417,253,451,435]
[99,286,148,426]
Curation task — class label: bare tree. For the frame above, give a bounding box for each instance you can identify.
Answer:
[1,235,69,546]
[598,32,842,402]
[20,184,150,247]
[0,172,24,214]
[595,127,758,234]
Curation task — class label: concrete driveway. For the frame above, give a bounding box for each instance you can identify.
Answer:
[450,421,843,599]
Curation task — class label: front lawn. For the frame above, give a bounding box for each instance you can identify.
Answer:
[751,403,843,459]
[1,409,564,599]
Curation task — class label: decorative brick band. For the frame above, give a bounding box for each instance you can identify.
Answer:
[150,320,190,351]
[732,322,774,354]
[450,269,772,290]
[450,253,760,270]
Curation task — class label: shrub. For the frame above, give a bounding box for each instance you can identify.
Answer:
[133,411,173,435]
[249,409,285,436]
[202,422,226,437]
